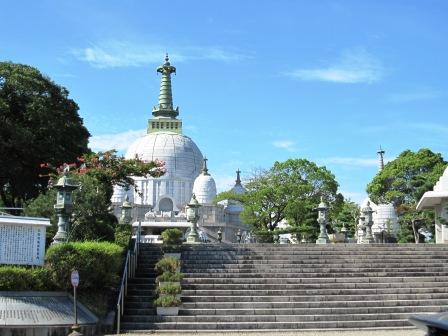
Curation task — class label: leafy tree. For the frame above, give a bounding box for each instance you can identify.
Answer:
[367,149,446,205]
[332,200,360,237]
[0,62,90,208]
[367,148,446,243]
[24,150,165,242]
[217,159,339,240]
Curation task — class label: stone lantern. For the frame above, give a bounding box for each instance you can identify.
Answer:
[316,197,330,244]
[340,223,348,242]
[217,227,222,242]
[362,201,375,244]
[186,194,201,243]
[52,167,78,245]
[119,195,133,225]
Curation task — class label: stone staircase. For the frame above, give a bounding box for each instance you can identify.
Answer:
[120,243,448,332]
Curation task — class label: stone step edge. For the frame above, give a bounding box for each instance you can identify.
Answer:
[115,325,417,334]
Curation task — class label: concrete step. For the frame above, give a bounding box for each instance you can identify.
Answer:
[122,311,441,323]
[181,287,448,296]
[120,318,412,330]
[183,281,448,290]
[180,305,446,316]
[183,275,448,284]
[181,298,448,309]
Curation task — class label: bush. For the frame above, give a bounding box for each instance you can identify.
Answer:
[161,228,183,245]
[156,282,181,296]
[253,229,274,243]
[155,256,180,274]
[0,266,54,291]
[114,225,132,248]
[45,241,124,291]
[156,271,183,283]
[153,294,181,307]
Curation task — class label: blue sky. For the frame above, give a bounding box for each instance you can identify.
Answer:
[1,0,447,203]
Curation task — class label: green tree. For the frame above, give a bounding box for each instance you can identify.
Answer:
[332,200,360,237]
[367,148,446,243]
[24,150,166,242]
[0,62,90,208]
[367,149,446,205]
[217,159,339,240]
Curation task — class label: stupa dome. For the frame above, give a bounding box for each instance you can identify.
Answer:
[192,158,217,205]
[125,132,202,181]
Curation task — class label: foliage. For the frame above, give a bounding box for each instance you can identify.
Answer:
[367,149,446,243]
[217,159,339,236]
[0,266,54,290]
[114,224,132,248]
[23,189,57,247]
[332,200,360,237]
[69,173,118,241]
[25,150,166,242]
[161,228,183,245]
[155,256,180,274]
[156,282,182,296]
[0,62,90,208]
[45,241,123,290]
[156,271,183,283]
[153,294,181,307]
[367,149,446,206]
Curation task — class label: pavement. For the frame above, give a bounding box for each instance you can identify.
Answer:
[112,328,424,336]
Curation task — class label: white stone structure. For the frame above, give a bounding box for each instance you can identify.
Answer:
[192,158,217,205]
[0,215,50,266]
[112,55,248,242]
[357,198,398,243]
[417,167,448,243]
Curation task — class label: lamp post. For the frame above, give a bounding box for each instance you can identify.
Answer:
[316,197,330,244]
[236,229,242,243]
[186,194,201,243]
[119,195,133,225]
[362,201,375,244]
[52,167,78,245]
[217,227,222,242]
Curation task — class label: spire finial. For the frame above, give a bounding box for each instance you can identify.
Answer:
[202,157,209,175]
[152,54,178,118]
[377,146,385,171]
[236,169,241,184]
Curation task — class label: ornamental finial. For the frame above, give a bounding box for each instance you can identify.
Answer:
[202,157,209,175]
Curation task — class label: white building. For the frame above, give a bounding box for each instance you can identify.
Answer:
[111,55,248,242]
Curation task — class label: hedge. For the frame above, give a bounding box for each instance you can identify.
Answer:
[45,241,124,291]
[0,266,54,291]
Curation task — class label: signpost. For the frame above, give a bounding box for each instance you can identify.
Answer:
[69,270,83,336]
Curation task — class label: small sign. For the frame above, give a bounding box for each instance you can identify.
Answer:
[71,270,79,287]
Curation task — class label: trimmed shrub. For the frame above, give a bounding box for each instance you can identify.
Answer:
[155,256,180,274]
[153,294,181,307]
[45,241,123,291]
[0,266,54,291]
[114,224,132,248]
[161,228,183,245]
[156,271,183,283]
[156,282,181,296]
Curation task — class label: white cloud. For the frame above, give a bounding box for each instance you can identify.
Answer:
[272,140,297,152]
[89,129,145,152]
[72,40,250,68]
[285,48,384,84]
[388,88,443,103]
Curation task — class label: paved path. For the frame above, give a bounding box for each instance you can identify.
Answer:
[113,328,424,336]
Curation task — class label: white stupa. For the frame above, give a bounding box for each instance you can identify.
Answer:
[192,158,217,205]
[111,54,203,212]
